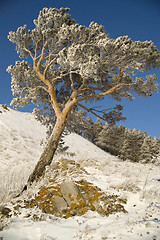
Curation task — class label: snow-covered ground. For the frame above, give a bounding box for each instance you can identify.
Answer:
[0,104,160,240]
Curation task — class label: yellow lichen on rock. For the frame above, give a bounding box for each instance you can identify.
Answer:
[6,160,127,219]
[12,178,127,218]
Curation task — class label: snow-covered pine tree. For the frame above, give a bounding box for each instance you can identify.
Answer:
[132,129,145,161]
[120,129,135,161]
[139,135,154,163]
[7,7,160,184]
[113,124,126,156]
[83,117,94,141]
[95,124,113,153]
[92,118,104,143]
[120,129,145,161]
[105,127,117,155]
[152,137,160,159]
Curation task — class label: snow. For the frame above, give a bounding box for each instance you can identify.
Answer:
[0,105,46,202]
[0,104,160,240]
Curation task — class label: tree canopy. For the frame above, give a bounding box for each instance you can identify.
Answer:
[7,7,160,125]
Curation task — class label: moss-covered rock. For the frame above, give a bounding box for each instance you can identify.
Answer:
[5,160,127,219]
[10,179,127,218]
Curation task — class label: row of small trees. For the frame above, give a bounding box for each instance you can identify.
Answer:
[68,113,160,163]
[94,124,160,163]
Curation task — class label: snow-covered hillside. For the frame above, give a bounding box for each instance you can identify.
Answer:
[0,104,46,203]
[0,104,160,240]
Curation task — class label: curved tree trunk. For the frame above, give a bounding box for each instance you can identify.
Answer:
[27,117,66,185]
[16,97,78,197]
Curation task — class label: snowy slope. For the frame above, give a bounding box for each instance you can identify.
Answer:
[0,104,46,169]
[0,105,46,202]
[0,105,160,240]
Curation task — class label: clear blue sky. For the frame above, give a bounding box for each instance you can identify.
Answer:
[0,0,160,138]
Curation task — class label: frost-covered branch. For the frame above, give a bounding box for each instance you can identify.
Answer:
[29,85,49,93]
[23,46,34,59]
[77,82,133,102]
[43,56,58,80]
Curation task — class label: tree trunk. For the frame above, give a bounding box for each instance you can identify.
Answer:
[27,117,66,185]
[18,96,78,197]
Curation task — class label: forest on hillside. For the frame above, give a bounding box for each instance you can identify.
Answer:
[62,111,160,163]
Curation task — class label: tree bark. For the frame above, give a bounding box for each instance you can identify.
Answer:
[20,95,78,194]
[27,117,66,185]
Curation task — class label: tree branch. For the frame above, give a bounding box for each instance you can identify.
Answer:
[76,103,106,121]
[89,106,113,114]
[43,56,58,80]
[51,71,75,84]
[118,68,124,83]
[33,41,61,116]
[78,85,107,94]
[23,46,34,59]
[69,70,76,91]
[77,67,132,103]
[77,82,120,102]
[29,85,49,93]
[33,41,41,68]
[77,77,86,92]
[36,42,48,72]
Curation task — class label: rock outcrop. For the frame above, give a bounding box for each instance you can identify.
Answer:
[1,159,127,219]
[9,179,127,219]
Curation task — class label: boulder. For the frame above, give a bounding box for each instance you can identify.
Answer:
[52,196,68,213]
[60,180,85,207]
[7,175,127,218]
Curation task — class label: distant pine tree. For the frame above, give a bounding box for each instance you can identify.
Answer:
[120,129,135,161]
[139,136,153,163]
[95,124,112,152]
[152,137,160,158]
[112,125,125,156]
[92,118,104,144]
